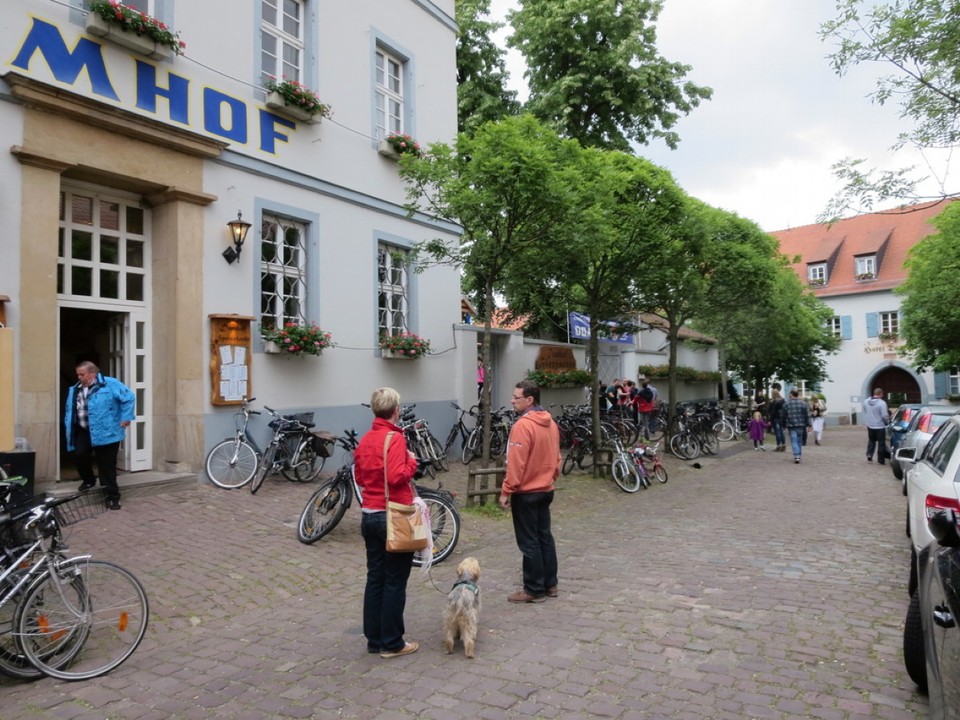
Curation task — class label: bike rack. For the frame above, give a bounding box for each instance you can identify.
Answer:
[465,461,505,508]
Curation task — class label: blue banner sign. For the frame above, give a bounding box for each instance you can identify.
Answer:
[568,312,633,344]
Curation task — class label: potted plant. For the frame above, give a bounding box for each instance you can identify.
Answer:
[378,133,423,160]
[855,272,876,281]
[379,332,430,359]
[264,78,331,124]
[261,322,333,357]
[525,369,594,388]
[86,1,186,59]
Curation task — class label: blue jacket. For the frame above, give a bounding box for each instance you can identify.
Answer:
[64,374,136,450]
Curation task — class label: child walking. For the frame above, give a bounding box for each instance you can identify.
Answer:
[748,410,769,451]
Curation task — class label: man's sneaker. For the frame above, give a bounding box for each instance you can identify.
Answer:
[78,481,96,491]
[107,499,122,510]
[794,457,800,464]
[508,589,546,604]
[380,641,418,658]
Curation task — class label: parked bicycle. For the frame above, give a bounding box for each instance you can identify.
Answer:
[398,404,448,477]
[204,397,332,491]
[0,487,148,681]
[461,406,514,464]
[296,430,461,566]
[607,429,643,493]
[442,402,479,463]
[631,441,668,486]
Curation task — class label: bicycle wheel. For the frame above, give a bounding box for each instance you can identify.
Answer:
[0,569,48,680]
[489,427,507,457]
[653,463,668,484]
[204,438,257,489]
[16,558,149,681]
[250,445,276,494]
[461,429,480,465]
[577,440,595,472]
[416,491,460,566]
[670,433,700,460]
[611,457,641,493]
[701,430,720,456]
[647,417,666,443]
[297,476,349,544]
[426,432,449,473]
[281,442,325,483]
[713,420,735,443]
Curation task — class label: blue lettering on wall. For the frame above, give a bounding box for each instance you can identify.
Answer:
[202,88,247,143]
[10,18,119,100]
[258,109,294,155]
[135,61,189,124]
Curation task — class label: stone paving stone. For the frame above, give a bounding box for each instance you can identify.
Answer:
[0,427,930,718]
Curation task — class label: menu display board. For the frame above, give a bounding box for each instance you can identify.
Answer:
[209,315,254,406]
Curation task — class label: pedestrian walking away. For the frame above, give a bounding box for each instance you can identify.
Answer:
[64,360,135,510]
[862,388,891,464]
[500,380,561,604]
[353,387,421,658]
[780,388,811,463]
[768,389,785,451]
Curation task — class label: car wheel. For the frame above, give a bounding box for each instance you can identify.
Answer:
[903,590,928,693]
[892,459,903,480]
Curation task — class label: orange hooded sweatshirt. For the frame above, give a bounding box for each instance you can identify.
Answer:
[502,408,561,496]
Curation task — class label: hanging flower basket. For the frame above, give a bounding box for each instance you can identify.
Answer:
[379,332,430,359]
[261,322,333,357]
[86,1,186,59]
[263,78,331,125]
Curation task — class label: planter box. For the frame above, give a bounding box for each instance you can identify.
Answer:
[381,349,417,360]
[264,341,282,355]
[378,139,400,160]
[85,14,172,60]
[265,92,320,125]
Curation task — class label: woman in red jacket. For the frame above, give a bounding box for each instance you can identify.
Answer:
[353,387,420,658]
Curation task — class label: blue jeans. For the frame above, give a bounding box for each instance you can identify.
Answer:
[788,427,804,458]
[360,512,413,653]
[772,419,785,448]
[510,491,558,596]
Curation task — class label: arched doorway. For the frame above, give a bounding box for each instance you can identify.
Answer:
[869,366,921,406]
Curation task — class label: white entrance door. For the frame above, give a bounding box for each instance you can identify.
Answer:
[108,312,151,471]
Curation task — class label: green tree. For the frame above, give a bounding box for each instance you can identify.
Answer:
[398,115,576,458]
[820,0,960,218]
[507,0,712,151]
[898,202,960,370]
[456,0,521,134]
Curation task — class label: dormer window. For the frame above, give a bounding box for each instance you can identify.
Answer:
[855,255,876,281]
[808,263,827,286]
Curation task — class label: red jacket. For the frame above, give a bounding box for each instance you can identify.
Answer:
[502,409,561,496]
[353,417,418,511]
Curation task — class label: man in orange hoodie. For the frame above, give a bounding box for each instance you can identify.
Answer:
[500,380,562,603]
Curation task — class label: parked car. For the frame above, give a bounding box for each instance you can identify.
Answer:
[893,407,959,487]
[903,507,960,712]
[888,403,923,455]
[899,416,960,598]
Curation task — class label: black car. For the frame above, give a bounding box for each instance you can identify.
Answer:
[904,507,960,714]
[888,403,923,455]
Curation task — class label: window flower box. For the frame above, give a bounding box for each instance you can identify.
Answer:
[379,332,430,359]
[878,332,899,342]
[263,79,330,125]
[807,278,826,287]
[378,133,423,161]
[85,2,185,60]
[261,322,333,357]
[855,272,876,282]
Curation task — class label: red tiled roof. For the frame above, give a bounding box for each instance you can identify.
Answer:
[771,199,956,297]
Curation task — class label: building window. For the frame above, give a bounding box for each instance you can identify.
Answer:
[261,0,303,90]
[260,213,308,329]
[949,369,960,396]
[378,243,409,338]
[828,316,842,338]
[879,311,899,336]
[123,0,159,16]
[375,48,404,139]
[808,263,827,284]
[855,255,876,280]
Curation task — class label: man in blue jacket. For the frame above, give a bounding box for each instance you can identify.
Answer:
[64,361,135,510]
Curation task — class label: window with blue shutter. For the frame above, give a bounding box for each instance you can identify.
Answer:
[840,315,852,340]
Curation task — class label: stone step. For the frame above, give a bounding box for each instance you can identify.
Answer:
[36,471,199,499]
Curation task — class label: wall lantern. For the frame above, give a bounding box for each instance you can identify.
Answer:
[223,211,252,264]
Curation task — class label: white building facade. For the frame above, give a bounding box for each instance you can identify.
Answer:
[0,1,461,480]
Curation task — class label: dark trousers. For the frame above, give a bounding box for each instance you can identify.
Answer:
[510,491,558,596]
[867,427,888,463]
[360,512,413,653]
[72,426,121,501]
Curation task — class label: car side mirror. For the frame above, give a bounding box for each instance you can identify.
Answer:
[895,447,917,463]
[928,508,960,548]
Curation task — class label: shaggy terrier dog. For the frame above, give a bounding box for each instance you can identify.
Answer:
[442,557,481,658]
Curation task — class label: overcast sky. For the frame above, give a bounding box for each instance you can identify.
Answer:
[486,0,954,231]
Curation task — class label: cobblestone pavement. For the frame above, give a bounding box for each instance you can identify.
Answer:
[1,426,926,719]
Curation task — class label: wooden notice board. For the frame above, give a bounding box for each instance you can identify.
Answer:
[209,314,254,406]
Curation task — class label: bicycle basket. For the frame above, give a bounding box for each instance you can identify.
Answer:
[55,488,109,527]
[269,411,315,430]
[311,431,337,458]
